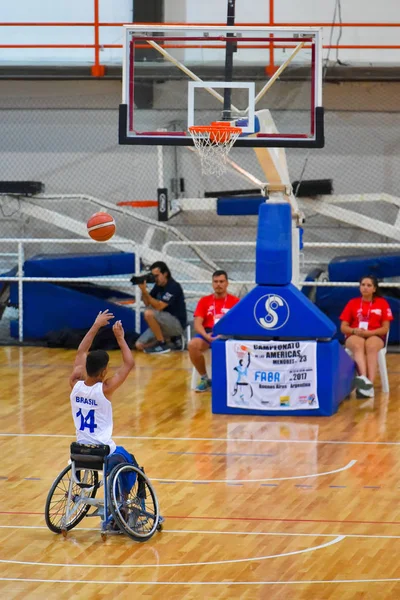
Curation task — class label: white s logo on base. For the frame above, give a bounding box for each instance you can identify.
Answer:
[254,294,290,330]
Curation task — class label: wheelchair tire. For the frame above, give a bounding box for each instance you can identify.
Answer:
[107,463,160,542]
[45,464,99,534]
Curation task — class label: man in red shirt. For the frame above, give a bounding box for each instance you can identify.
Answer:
[188,270,240,392]
[340,275,393,398]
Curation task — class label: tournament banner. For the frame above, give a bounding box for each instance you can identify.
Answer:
[226,340,318,411]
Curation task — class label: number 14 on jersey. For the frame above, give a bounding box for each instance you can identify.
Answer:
[76,408,98,434]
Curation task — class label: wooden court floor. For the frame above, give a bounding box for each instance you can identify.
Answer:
[0,346,399,599]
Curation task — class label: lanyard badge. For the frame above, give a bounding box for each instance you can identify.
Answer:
[358,300,372,330]
[213,296,227,325]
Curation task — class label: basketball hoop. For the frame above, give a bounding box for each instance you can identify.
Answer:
[234,343,249,362]
[188,121,242,176]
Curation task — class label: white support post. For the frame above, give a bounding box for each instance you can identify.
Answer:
[157,137,164,190]
[134,251,141,334]
[17,242,24,343]
[291,225,300,289]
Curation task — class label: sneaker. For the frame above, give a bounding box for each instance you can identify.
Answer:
[355,375,373,391]
[171,335,185,351]
[356,387,374,399]
[144,342,171,354]
[195,376,211,393]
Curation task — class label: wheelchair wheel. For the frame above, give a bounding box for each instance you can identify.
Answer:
[107,464,160,542]
[45,464,99,534]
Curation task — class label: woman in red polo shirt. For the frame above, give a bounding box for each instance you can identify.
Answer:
[340,275,393,398]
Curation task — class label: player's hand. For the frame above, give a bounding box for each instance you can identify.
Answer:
[112,320,125,340]
[94,309,114,328]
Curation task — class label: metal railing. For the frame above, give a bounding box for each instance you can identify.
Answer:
[162,238,400,283]
[0,1,399,76]
[1,237,399,342]
[0,239,140,342]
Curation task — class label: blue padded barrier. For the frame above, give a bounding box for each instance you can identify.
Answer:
[10,282,144,340]
[24,252,136,278]
[329,254,400,282]
[9,252,142,340]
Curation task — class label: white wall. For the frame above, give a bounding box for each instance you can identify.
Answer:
[183,0,399,65]
[0,0,132,64]
[0,0,399,65]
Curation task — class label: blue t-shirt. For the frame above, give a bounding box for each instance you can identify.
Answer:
[150,278,187,328]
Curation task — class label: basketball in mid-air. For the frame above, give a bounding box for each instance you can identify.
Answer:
[87,212,116,242]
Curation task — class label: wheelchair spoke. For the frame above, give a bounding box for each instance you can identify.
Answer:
[45,465,99,534]
[108,464,160,541]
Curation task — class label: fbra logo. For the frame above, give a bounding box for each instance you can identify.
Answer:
[254,294,290,330]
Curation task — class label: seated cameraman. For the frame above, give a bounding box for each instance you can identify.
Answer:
[134,261,187,354]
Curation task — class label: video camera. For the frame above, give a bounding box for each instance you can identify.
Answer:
[130,272,156,286]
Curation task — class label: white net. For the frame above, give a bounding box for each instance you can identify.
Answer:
[189,123,242,176]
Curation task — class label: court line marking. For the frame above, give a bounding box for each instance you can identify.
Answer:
[1,525,400,540]
[3,511,400,525]
[1,432,400,446]
[168,451,275,457]
[152,460,357,483]
[1,577,399,586]
[0,535,344,568]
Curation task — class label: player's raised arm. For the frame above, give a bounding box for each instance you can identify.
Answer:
[103,320,135,397]
[69,309,114,389]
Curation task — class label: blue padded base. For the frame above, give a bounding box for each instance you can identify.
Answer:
[217,196,265,216]
[211,338,354,417]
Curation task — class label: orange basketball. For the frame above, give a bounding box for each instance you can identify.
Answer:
[87,212,116,242]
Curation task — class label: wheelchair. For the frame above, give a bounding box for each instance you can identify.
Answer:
[45,442,163,542]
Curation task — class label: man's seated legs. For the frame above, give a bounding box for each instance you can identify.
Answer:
[135,309,183,354]
[188,336,211,392]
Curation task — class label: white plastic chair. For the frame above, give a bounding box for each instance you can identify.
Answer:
[345,331,389,393]
[377,334,389,393]
[190,349,212,390]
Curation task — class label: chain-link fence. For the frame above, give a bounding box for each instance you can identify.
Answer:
[0,79,399,344]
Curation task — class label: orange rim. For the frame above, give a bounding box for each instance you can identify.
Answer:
[189,122,242,135]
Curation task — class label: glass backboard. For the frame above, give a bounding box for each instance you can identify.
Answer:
[119,25,324,148]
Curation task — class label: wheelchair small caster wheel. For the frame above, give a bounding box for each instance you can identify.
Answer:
[61,529,68,538]
[101,532,107,541]
[157,523,163,532]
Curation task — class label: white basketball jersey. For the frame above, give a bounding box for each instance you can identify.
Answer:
[70,381,116,454]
